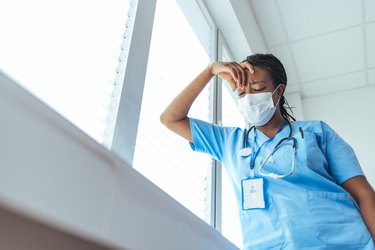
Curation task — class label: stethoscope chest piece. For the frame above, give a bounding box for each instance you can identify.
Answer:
[239,147,252,157]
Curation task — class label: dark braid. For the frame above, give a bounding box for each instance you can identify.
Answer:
[242,53,296,121]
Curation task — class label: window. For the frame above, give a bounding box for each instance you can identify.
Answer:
[1,0,246,244]
[0,0,135,146]
[220,41,245,248]
[132,0,212,221]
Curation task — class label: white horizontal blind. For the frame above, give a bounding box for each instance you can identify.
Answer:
[132,0,212,222]
[0,0,135,146]
[220,47,245,248]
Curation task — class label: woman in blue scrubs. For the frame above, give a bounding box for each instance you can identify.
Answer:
[160,53,375,249]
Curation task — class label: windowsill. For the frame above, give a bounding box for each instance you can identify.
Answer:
[0,70,239,250]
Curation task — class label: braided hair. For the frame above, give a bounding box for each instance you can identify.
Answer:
[243,53,296,121]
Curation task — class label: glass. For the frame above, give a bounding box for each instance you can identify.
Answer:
[133,0,212,222]
[0,0,132,145]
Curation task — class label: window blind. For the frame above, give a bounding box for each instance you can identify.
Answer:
[0,0,136,147]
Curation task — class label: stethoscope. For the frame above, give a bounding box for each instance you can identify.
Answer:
[239,119,297,179]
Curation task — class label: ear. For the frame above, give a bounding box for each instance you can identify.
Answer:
[278,84,286,97]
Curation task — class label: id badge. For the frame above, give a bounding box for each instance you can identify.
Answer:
[241,178,265,210]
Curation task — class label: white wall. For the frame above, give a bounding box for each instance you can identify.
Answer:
[0,70,238,250]
[285,92,304,121]
[302,85,375,186]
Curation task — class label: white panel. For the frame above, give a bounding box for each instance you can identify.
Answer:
[251,0,287,47]
[204,0,258,61]
[278,0,362,41]
[367,22,375,68]
[365,0,375,22]
[177,0,212,54]
[230,0,268,54]
[269,45,299,84]
[103,169,238,250]
[303,85,375,186]
[292,27,364,82]
[368,68,375,85]
[302,71,365,97]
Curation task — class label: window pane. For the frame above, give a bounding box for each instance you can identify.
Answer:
[133,0,212,222]
[221,47,244,248]
[0,0,133,146]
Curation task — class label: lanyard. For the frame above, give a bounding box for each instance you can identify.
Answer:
[249,120,286,178]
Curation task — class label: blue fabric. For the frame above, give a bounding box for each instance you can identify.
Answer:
[189,118,374,250]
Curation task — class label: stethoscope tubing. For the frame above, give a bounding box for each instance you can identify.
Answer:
[243,119,294,149]
[243,119,298,179]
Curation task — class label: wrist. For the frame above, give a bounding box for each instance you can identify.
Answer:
[208,62,216,76]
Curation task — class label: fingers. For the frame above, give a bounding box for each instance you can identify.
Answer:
[227,62,249,90]
[229,64,242,89]
[241,61,254,74]
[214,61,254,92]
[240,64,247,90]
[227,78,237,92]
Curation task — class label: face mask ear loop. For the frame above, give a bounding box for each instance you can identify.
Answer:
[275,95,282,108]
[272,84,282,108]
[272,84,281,95]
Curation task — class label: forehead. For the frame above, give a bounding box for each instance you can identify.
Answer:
[249,66,272,83]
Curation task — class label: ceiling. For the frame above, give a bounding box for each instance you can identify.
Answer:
[204,0,375,98]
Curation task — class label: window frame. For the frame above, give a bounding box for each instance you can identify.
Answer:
[110,0,240,240]
[111,0,157,165]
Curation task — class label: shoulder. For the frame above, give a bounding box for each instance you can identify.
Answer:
[291,120,333,134]
[291,120,341,144]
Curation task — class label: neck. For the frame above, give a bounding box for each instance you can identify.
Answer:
[256,113,285,138]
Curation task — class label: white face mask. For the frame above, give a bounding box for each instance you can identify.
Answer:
[237,85,281,126]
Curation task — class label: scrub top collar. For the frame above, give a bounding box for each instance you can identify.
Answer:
[251,121,292,145]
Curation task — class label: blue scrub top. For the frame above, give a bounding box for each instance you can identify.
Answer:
[189,118,374,250]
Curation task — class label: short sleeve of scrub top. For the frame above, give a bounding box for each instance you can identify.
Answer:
[189,117,232,163]
[320,121,364,184]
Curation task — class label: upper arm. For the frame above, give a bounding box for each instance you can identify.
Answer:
[162,117,193,142]
[163,117,231,162]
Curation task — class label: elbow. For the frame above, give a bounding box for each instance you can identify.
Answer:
[160,112,188,130]
[160,112,171,127]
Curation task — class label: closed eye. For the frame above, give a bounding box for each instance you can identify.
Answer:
[249,81,267,92]
[253,87,266,92]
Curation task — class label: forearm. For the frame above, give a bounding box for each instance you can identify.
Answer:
[160,60,247,142]
[160,65,214,124]
[341,176,375,241]
[359,191,375,240]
